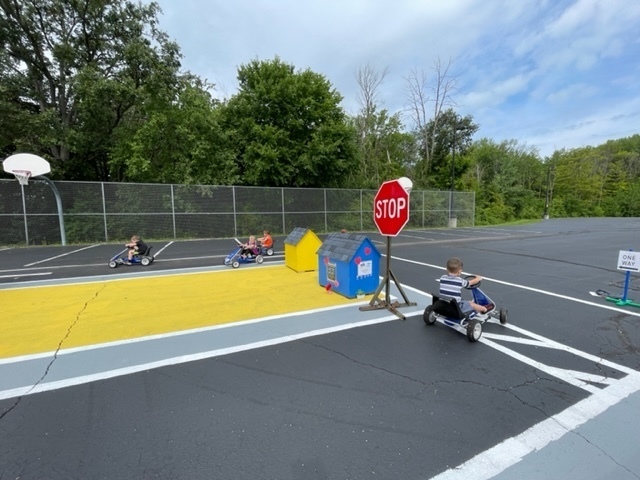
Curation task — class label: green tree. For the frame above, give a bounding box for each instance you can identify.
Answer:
[464,138,545,222]
[349,107,414,188]
[0,0,181,179]
[423,108,478,190]
[109,75,238,184]
[222,57,358,188]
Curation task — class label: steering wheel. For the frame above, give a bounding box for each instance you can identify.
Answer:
[464,275,481,289]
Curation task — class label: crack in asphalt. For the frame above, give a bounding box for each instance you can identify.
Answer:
[0,284,106,421]
[568,430,640,479]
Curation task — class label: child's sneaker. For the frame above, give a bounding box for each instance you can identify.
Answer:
[125,261,132,265]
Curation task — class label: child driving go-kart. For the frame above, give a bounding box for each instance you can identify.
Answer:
[423,257,507,342]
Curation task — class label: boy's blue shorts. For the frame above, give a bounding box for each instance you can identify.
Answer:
[460,300,474,313]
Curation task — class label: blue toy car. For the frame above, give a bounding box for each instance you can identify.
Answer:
[224,239,264,268]
[423,276,507,342]
[108,246,154,268]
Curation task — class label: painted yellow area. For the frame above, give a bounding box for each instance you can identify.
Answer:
[0,265,359,359]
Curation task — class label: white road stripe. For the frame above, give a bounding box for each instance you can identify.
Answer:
[0,272,52,279]
[0,310,423,400]
[391,255,640,318]
[153,241,173,257]
[24,244,101,267]
[430,371,640,480]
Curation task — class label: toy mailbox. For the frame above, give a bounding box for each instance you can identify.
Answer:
[284,227,322,273]
[317,233,381,298]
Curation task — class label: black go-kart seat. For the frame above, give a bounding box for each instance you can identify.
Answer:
[135,246,152,257]
[431,294,469,321]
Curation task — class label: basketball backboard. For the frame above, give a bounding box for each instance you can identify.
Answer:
[3,153,51,184]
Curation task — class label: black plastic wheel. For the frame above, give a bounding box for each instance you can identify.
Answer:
[423,305,437,325]
[499,308,508,325]
[466,319,482,342]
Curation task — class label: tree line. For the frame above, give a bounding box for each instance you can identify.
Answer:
[1,0,639,224]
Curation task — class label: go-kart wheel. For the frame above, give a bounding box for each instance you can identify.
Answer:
[499,308,508,325]
[266,248,274,256]
[141,257,151,266]
[256,255,264,264]
[108,261,117,269]
[466,319,482,342]
[423,305,437,325]
[232,261,240,268]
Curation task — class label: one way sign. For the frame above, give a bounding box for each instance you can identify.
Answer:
[617,250,640,272]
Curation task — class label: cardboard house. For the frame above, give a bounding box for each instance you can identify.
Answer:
[317,233,381,298]
[284,227,322,272]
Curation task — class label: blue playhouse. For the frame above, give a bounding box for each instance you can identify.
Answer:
[317,233,381,298]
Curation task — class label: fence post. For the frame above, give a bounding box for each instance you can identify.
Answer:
[170,184,177,239]
[281,188,286,235]
[324,188,328,233]
[232,186,237,237]
[101,182,108,242]
[360,189,363,231]
[472,191,476,227]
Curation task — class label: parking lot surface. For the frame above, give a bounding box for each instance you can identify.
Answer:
[1,218,640,479]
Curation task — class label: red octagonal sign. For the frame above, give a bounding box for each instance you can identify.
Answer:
[373,179,410,236]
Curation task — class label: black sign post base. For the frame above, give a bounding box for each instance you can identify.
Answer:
[359,236,416,320]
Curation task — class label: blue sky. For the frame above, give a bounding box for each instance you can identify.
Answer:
[154,0,640,158]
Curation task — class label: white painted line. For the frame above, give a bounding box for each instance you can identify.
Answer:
[480,337,602,394]
[153,241,173,257]
[24,244,101,267]
[431,371,640,480]
[0,289,387,365]
[396,233,438,241]
[499,322,638,375]
[458,228,512,236]
[0,261,286,291]
[392,255,640,318]
[0,310,423,400]
[0,272,52,279]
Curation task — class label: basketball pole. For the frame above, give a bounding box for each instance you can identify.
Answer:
[33,176,67,246]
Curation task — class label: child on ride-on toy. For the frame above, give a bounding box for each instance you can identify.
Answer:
[257,230,272,249]
[439,257,487,313]
[125,235,148,265]
[239,235,258,258]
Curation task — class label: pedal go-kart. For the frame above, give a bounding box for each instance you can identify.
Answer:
[423,276,507,342]
[108,246,154,268]
[224,238,264,268]
[259,239,275,257]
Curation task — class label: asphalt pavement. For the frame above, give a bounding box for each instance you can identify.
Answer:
[1,218,640,480]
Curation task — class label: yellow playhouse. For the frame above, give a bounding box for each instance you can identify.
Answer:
[284,227,322,273]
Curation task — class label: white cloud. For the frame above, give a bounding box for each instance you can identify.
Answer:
[154,0,640,156]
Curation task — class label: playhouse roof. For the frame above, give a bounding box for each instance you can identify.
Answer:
[316,233,377,262]
[284,227,319,246]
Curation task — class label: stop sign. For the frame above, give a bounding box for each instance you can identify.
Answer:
[373,179,410,236]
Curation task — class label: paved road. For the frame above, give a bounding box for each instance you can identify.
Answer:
[1,218,640,479]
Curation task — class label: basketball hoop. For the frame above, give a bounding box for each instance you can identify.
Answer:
[11,169,31,185]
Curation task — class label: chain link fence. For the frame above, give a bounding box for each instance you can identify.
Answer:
[0,179,475,246]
